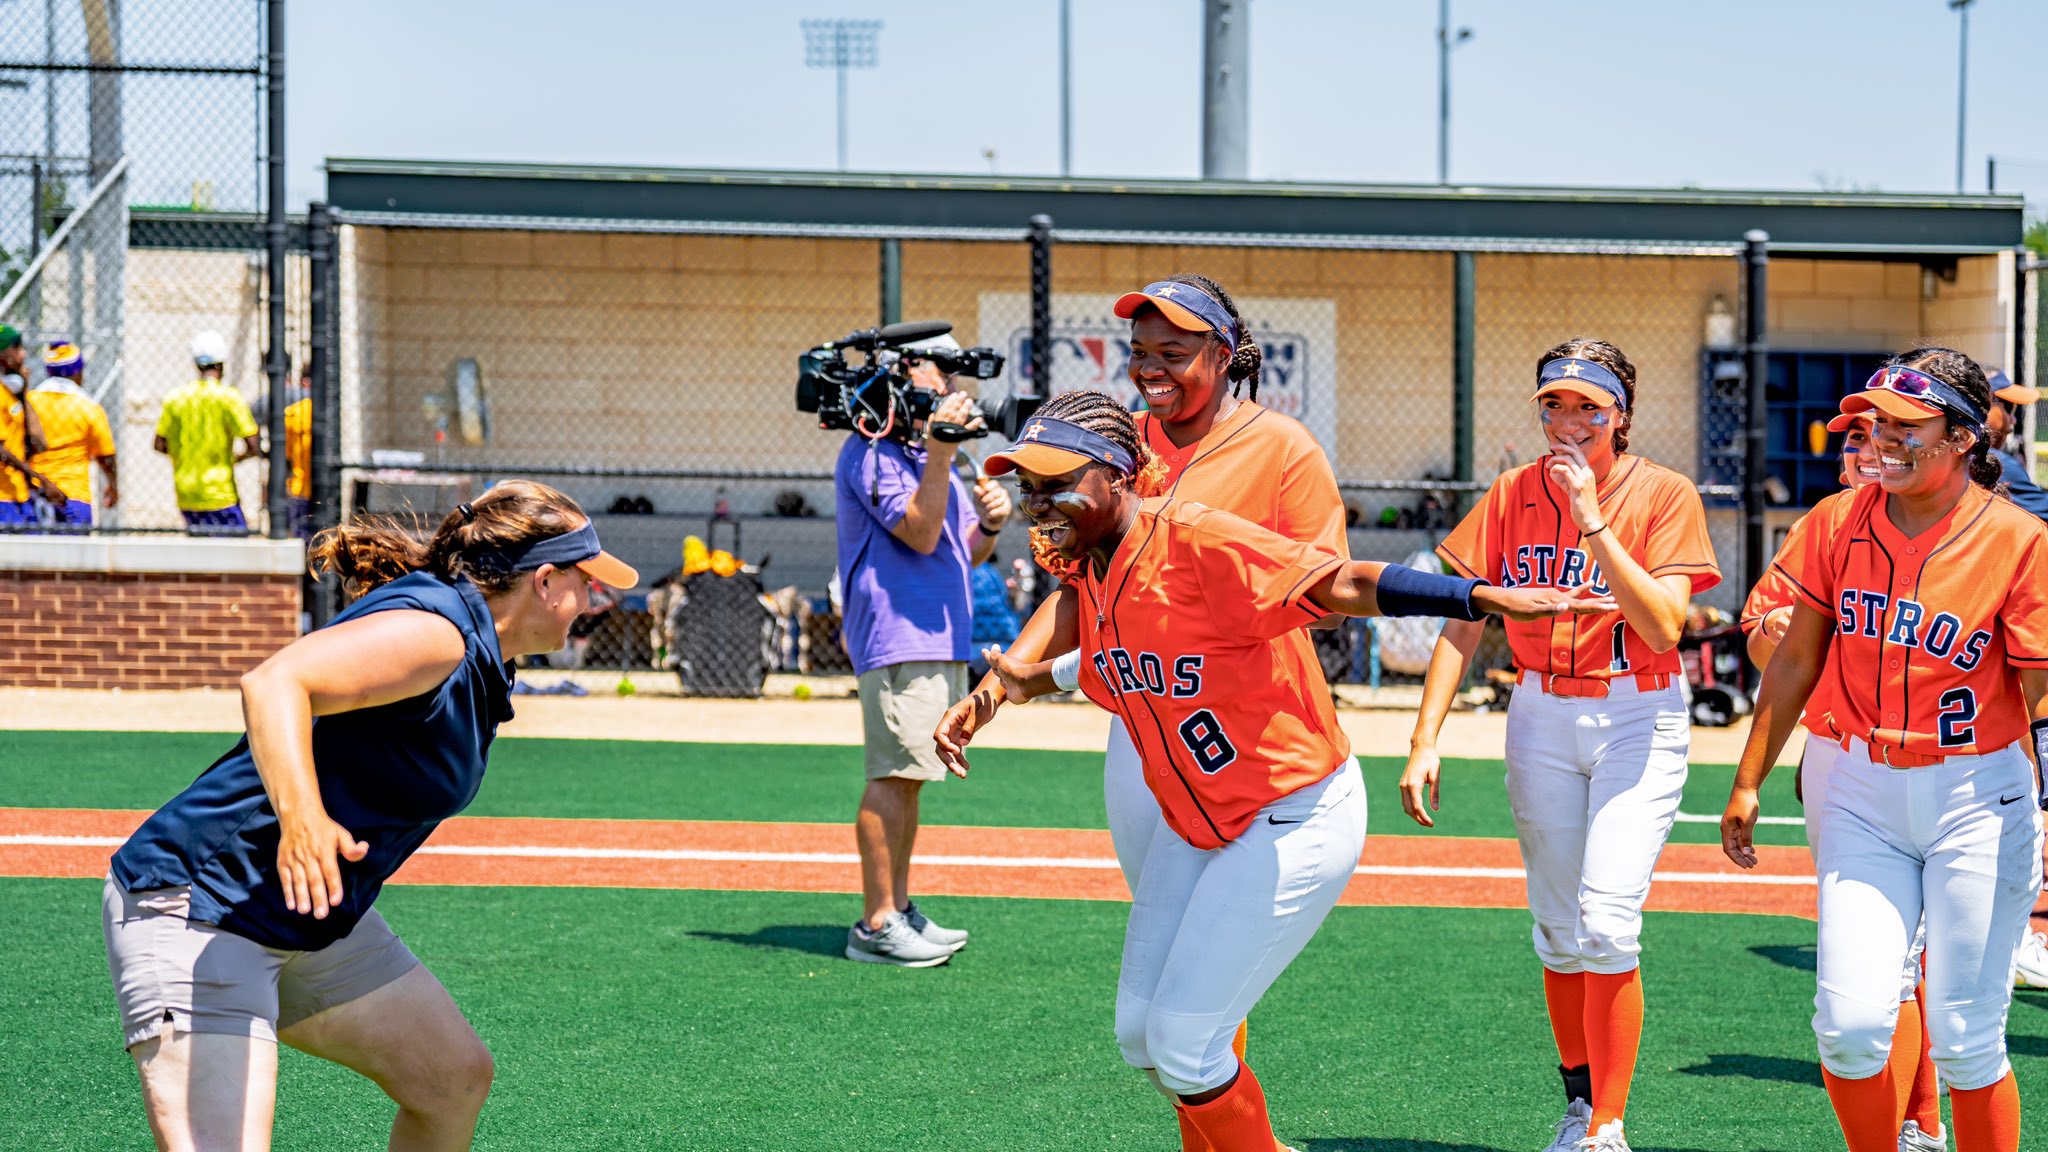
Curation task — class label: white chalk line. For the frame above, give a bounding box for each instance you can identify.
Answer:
[0,834,1814,886]
[1675,811,1805,827]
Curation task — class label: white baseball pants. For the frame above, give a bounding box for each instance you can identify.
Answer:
[1104,716,1158,894]
[1114,759,1367,1095]
[1801,734,1925,1003]
[1504,673,1690,975]
[1811,738,2043,1090]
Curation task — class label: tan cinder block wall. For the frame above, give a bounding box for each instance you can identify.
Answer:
[339,231,2016,491]
[1921,253,2015,372]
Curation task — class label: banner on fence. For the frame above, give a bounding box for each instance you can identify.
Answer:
[974,292,1338,460]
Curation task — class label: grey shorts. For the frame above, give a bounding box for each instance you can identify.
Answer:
[102,877,420,1049]
[858,660,968,782]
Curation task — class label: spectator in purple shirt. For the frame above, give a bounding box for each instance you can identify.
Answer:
[833,340,1010,966]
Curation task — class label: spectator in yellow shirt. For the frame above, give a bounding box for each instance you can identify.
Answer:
[153,330,260,535]
[286,376,311,537]
[29,342,118,529]
[0,325,58,529]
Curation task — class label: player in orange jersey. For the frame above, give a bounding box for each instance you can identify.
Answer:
[935,275,1346,1070]
[938,389,1611,1152]
[1400,338,1721,1152]
[1723,348,2048,1152]
[1743,415,1946,1152]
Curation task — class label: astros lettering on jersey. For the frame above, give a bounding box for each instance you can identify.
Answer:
[1073,496,1348,849]
[1778,481,2048,756]
[1438,455,1719,679]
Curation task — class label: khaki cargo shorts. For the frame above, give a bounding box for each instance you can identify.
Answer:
[102,876,419,1049]
[859,660,968,782]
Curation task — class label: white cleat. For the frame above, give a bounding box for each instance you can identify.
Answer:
[2014,931,2048,989]
[1577,1119,1631,1152]
[1543,1100,1592,1152]
[1898,1119,1947,1152]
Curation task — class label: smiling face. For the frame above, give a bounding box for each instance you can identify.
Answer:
[1867,410,1970,496]
[1016,461,1128,562]
[1127,311,1230,427]
[1537,392,1621,468]
[1839,421,1880,488]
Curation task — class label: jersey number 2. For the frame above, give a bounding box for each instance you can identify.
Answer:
[1178,709,1239,775]
[1937,687,1978,749]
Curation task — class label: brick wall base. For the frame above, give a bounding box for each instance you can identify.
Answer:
[0,570,301,690]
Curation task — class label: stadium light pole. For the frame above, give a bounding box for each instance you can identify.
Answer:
[1059,0,1072,177]
[802,19,881,171]
[1951,0,1972,193]
[1436,0,1473,185]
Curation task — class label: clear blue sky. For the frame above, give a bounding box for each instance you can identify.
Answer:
[288,0,2046,216]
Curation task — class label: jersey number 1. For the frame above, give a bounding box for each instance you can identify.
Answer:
[1611,623,1630,672]
[1178,709,1239,775]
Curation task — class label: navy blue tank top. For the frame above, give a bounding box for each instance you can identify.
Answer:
[110,571,515,951]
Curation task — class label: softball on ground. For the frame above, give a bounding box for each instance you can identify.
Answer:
[793,682,813,701]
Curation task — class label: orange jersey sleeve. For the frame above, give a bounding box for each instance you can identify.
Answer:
[1439,457,1719,679]
[1073,498,1350,850]
[1800,483,2048,756]
[1741,506,1841,738]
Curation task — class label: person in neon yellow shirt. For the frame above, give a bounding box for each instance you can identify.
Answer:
[0,325,59,528]
[29,342,118,529]
[286,364,311,536]
[154,330,260,534]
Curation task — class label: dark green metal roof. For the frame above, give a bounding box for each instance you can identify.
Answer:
[324,158,2024,255]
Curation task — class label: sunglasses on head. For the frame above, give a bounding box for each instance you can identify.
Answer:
[1866,365,1940,397]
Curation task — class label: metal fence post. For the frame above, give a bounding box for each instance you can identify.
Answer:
[1741,230,1770,631]
[1452,251,1475,512]
[879,238,901,326]
[1028,215,1054,396]
[306,201,336,628]
[263,0,289,538]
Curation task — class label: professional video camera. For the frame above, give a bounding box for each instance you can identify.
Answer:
[797,320,1039,445]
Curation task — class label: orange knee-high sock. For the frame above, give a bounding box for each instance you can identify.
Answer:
[1887,994,1926,1126]
[1179,1062,1276,1152]
[1542,967,1589,1068]
[1174,1103,1214,1152]
[1950,1071,2021,1152]
[1232,1019,1248,1063]
[1901,982,1943,1136]
[1822,1067,1904,1152]
[1583,970,1644,1130]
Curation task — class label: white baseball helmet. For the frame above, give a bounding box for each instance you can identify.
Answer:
[191,330,227,367]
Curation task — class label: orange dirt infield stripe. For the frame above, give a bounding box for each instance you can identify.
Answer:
[0,807,1826,919]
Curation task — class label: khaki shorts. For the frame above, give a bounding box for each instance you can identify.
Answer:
[102,877,419,1049]
[859,660,967,782]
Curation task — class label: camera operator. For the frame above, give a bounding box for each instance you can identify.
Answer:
[834,333,1011,967]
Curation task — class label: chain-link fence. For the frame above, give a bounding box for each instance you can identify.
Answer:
[311,214,1812,695]
[0,0,286,534]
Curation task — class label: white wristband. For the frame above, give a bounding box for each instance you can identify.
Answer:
[1050,649,1083,692]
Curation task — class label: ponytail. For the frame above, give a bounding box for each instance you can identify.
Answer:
[310,479,589,601]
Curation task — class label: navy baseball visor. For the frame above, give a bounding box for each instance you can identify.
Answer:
[983,416,1137,478]
[1532,357,1628,410]
[1838,365,1986,436]
[1112,280,1238,353]
[481,522,639,588]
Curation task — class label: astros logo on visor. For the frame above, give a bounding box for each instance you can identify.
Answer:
[1111,280,1239,352]
[984,417,1136,477]
[1532,357,1628,410]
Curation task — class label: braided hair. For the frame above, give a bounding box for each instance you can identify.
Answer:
[1537,337,1639,454]
[1884,346,2005,492]
[1022,390,1170,579]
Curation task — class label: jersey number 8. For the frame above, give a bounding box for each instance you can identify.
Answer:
[1178,709,1239,775]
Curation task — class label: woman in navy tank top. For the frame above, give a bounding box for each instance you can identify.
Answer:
[104,479,636,1151]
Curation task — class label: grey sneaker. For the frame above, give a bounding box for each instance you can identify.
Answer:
[903,901,968,952]
[1898,1120,1946,1152]
[845,912,953,967]
[1544,1100,1592,1152]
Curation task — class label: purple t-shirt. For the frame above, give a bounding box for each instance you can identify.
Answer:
[834,435,976,675]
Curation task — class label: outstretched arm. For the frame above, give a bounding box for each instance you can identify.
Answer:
[1305,560,1615,622]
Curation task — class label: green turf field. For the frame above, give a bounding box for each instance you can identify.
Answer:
[8,729,2040,1150]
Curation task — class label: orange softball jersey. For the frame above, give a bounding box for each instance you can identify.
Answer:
[1781,482,2048,757]
[1437,455,1720,680]
[1742,510,1842,739]
[1136,402,1349,559]
[1073,497,1349,849]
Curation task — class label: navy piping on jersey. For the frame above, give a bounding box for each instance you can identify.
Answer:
[1091,498,1227,845]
